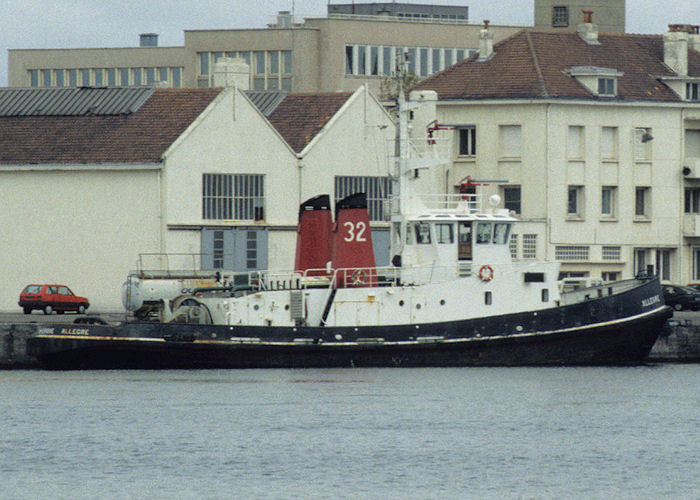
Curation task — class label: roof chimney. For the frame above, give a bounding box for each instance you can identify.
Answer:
[664,24,689,76]
[213,58,251,90]
[577,11,599,45]
[139,33,158,47]
[690,25,700,52]
[478,20,494,61]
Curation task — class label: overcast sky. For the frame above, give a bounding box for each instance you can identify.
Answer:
[1,0,698,86]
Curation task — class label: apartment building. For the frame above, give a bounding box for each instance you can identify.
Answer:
[411,20,700,283]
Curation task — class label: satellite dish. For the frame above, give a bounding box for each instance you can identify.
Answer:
[489,194,501,207]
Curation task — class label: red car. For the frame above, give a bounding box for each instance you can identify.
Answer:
[19,284,90,315]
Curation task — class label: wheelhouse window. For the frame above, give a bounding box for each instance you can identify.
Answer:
[493,223,510,245]
[202,173,264,221]
[476,223,492,244]
[435,223,454,244]
[414,222,431,244]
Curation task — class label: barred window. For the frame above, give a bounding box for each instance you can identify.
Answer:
[522,234,537,259]
[555,246,590,261]
[202,174,264,220]
[509,233,518,259]
[602,246,621,261]
[335,176,392,221]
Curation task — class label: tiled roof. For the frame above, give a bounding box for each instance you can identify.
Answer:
[267,92,354,153]
[0,87,223,164]
[412,30,700,102]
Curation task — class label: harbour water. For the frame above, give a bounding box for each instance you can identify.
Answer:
[1,365,699,499]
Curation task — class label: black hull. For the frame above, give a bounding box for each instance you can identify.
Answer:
[28,306,671,369]
[27,277,672,369]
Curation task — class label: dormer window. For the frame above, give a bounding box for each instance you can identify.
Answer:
[688,83,700,101]
[598,77,616,96]
[566,66,623,98]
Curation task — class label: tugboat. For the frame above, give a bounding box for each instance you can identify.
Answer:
[27,75,672,369]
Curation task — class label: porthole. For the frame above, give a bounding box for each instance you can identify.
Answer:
[284,304,290,310]
[399,300,405,306]
[416,303,421,309]
[440,299,445,306]
[253,305,260,311]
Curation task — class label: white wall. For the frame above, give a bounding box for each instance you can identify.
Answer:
[1,167,161,311]
[432,99,688,282]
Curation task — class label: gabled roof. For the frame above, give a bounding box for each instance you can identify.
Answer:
[0,87,357,165]
[0,87,223,164]
[412,30,700,102]
[267,92,354,153]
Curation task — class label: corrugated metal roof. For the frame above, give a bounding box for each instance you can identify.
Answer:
[244,90,288,117]
[0,87,155,116]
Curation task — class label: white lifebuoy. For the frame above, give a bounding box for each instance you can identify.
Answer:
[351,269,367,285]
[478,265,494,282]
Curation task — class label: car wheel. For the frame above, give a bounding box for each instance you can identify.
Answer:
[78,305,86,314]
[43,305,53,315]
[23,307,32,315]
[674,303,683,311]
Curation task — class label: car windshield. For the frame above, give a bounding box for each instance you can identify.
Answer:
[22,285,41,294]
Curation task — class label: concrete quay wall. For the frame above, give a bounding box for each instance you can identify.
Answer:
[1,324,40,368]
[648,320,700,362]
[2,320,700,368]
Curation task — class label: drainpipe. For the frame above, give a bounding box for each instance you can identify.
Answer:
[297,157,304,206]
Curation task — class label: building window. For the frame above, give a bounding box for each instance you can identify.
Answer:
[602,271,618,282]
[567,125,584,159]
[552,6,569,27]
[503,186,521,214]
[568,186,583,217]
[688,83,700,101]
[202,174,264,221]
[555,246,590,261]
[601,186,616,217]
[634,127,652,161]
[597,78,616,96]
[499,125,522,158]
[458,126,476,156]
[693,249,700,281]
[685,188,700,213]
[634,249,649,276]
[656,249,671,281]
[335,176,392,221]
[522,234,537,259]
[686,129,700,158]
[344,44,472,78]
[635,187,650,218]
[601,126,618,160]
[602,246,621,261]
